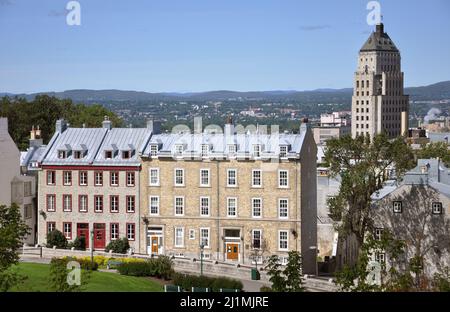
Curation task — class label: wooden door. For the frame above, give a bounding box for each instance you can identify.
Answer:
[151,236,159,254]
[93,223,106,249]
[77,223,89,248]
[226,243,239,260]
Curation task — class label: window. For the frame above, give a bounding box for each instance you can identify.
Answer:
[375,252,385,263]
[126,196,135,213]
[63,171,72,186]
[432,202,443,215]
[252,230,262,249]
[252,170,262,187]
[58,150,67,159]
[200,169,210,187]
[105,150,113,159]
[189,229,196,240]
[252,198,262,218]
[278,198,288,219]
[63,222,72,239]
[149,196,159,215]
[127,172,135,186]
[47,222,56,234]
[227,169,237,187]
[174,227,184,247]
[374,228,383,241]
[110,171,119,186]
[47,171,56,185]
[228,144,237,155]
[110,223,119,240]
[279,145,288,158]
[94,171,103,186]
[94,195,103,213]
[73,151,82,159]
[200,197,210,216]
[79,195,88,212]
[24,204,32,219]
[174,196,184,216]
[253,144,261,157]
[110,195,119,213]
[201,144,210,157]
[150,144,158,156]
[227,197,237,217]
[200,228,210,248]
[174,169,184,186]
[149,168,160,186]
[393,201,402,213]
[79,171,88,186]
[127,223,135,241]
[24,181,32,196]
[278,170,288,188]
[174,144,183,156]
[63,195,72,212]
[47,194,56,212]
[279,230,288,251]
[122,150,131,159]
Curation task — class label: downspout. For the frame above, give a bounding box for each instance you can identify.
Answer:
[216,160,220,260]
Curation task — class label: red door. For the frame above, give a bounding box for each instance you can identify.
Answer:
[77,223,89,248]
[93,223,106,249]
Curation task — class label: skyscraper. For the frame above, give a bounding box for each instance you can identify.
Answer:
[351,23,409,139]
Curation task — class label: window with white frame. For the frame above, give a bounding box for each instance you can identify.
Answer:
[79,195,88,212]
[252,170,262,187]
[105,150,113,159]
[79,171,88,186]
[110,195,119,213]
[94,196,103,212]
[279,145,288,158]
[432,202,443,215]
[47,222,56,234]
[227,197,237,217]
[201,144,210,157]
[47,195,56,212]
[174,197,184,216]
[375,252,385,263]
[127,223,135,240]
[393,201,402,213]
[47,171,56,185]
[111,223,119,240]
[149,196,159,215]
[149,168,160,186]
[63,171,72,186]
[24,204,32,219]
[252,229,262,249]
[63,223,72,239]
[200,197,210,216]
[150,144,158,156]
[189,229,196,240]
[174,227,184,247]
[227,169,237,187]
[252,198,262,218]
[126,172,135,186]
[200,169,210,187]
[122,150,131,159]
[24,181,32,197]
[174,144,183,156]
[278,198,288,219]
[279,230,288,251]
[58,150,67,159]
[126,196,135,213]
[94,171,103,186]
[174,169,184,186]
[200,228,210,248]
[253,144,261,157]
[110,171,119,186]
[74,150,83,159]
[228,144,237,155]
[278,170,288,188]
[374,228,383,241]
[63,195,72,212]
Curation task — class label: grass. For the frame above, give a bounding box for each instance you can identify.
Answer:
[10,262,163,292]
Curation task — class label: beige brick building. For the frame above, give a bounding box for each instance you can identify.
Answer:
[139,120,318,274]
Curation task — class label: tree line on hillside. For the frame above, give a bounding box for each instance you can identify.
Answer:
[0,95,123,150]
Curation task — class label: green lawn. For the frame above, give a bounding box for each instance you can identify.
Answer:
[10,262,163,292]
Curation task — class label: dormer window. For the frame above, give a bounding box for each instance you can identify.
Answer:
[73,151,84,159]
[174,144,184,156]
[201,144,210,157]
[150,144,158,157]
[58,150,67,159]
[253,144,262,158]
[122,150,131,159]
[393,201,402,213]
[432,202,443,215]
[105,150,113,159]
[279,145,289,158]
[228,144,237,155]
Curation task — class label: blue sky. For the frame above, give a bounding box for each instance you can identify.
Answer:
[1,0,449,93]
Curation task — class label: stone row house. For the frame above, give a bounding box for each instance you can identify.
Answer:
[33,117,318,273]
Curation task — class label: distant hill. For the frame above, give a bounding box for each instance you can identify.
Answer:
[3,81,450,103]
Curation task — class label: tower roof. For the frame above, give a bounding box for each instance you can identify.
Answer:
[360,23,399,52]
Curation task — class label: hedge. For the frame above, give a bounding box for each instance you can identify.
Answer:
[116,256,173,280]
[171,273,243,291]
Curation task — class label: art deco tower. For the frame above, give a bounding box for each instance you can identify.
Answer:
[351,23,409,139]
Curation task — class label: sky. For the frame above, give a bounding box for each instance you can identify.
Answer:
[1,0,449,93]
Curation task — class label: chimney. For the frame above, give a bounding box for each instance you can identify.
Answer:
[55,119,68,133]
[102,116,112,130]
[224,115,235,136]
[376,23,384,35]
[29,125,43,148]
[147,119,161,134]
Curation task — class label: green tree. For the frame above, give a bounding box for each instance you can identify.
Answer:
[264,255,287,292]
[324,134,415,262]
[0,204,30,291]
[48,257,90,292]
[416,142,450,167]
[284,251,304,292]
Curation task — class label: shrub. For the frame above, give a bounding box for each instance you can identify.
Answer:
[72,237,86,251]
[46,230,68,249]
[153,256,174,280]
[116,257,173,279]
[48,257,91,291]
[105,238,130,254]
[260,286,273,292]
[63,257,99,271]
[171,273,243,291]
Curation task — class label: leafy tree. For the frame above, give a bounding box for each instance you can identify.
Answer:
[46,230,68,249]
[433,267,450,292]
[48,257,90,292]
[264,255,287,292]
[0,203,30,291]
[324,134,415,262]
[416,142,450,167]
[284,251,304,292]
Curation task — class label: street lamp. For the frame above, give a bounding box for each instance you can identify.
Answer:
[199,243,205,276]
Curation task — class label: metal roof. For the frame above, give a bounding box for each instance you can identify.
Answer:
[360,23,399,53]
